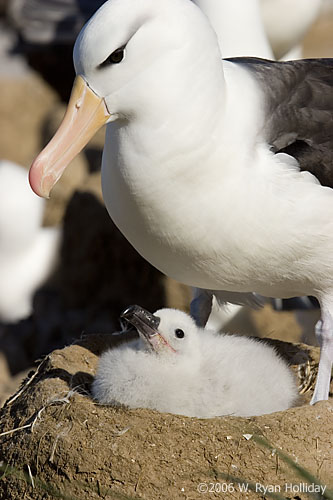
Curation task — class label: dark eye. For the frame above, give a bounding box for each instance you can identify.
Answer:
[99,47,125,68]
[175,329,185,339]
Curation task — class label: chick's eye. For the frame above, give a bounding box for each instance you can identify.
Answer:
[175,329,185,339]
[100,47,125,68]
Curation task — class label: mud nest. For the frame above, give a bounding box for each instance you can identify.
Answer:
[0,333,332,500]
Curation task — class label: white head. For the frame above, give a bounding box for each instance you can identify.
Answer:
[153,308,201,356]
[121,305,201,357]
[29,0,222,197]
[73,0,219,117]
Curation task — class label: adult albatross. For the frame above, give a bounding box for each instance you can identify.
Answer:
[29,0,333,404]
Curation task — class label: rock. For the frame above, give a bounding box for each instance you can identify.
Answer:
[0,334,331,500]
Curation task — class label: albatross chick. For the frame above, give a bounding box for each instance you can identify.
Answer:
[92,306,298,417]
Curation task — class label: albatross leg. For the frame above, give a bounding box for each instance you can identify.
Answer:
[190,288,213,327]
[310,309,333,404]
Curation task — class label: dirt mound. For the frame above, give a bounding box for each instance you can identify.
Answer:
[0,334,332,500]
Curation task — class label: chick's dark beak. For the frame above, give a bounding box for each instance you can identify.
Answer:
[121,305,160,339]
[121,305,176,354]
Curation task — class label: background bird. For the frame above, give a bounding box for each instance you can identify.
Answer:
[0,160,60,322]
[192,0,321,60]
[192,0,273,59]
[92,306,298,417]
[260,0,322,60]
[29,0,333,404]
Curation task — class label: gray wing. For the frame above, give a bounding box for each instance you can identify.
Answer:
[227,57,333,187]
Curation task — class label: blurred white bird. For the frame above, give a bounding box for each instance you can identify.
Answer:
[193,0,321,60]
[92,306,298,417]
[191,0,273,59]
[0,160,60,322]
[260,0,322,60]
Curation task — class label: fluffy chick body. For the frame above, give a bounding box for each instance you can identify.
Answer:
[92,309,298,417]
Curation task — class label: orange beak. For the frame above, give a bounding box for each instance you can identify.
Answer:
[29,75,110,198]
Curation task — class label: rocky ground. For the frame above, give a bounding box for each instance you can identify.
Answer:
[0,5,333,500]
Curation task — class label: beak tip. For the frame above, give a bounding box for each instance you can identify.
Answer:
[29,160,51,199]
[120,305,139,321]
[28,76,110,199]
